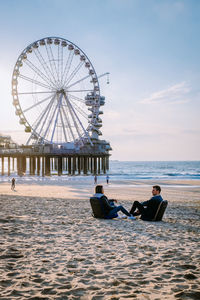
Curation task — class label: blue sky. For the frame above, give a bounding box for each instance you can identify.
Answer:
[0,0,199,160]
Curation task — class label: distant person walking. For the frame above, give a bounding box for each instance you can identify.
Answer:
[11,178,15,190]
[94,175,97,184]
[106,175,110,184]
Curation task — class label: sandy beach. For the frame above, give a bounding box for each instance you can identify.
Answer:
[0,178,200,299]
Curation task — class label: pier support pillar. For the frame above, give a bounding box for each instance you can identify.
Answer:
[94,157,97,175]
[17,157,23,176]
[58,157,62,176]
[12,157,15,171]
[37,157,40,176]
[72,157,76,175]
[90,157,93,174]
[42,157,45,177]
[8,157,10,176]
[78,157,81,174]
[29,157,33,175]
[101,157,106,174]
[83,157,88,175]
[106,156,109,171]
[68,157,71,175]
[45,157,51,176]
[22,157,26,174]
[1,157,4,176]
[98,157,101,174]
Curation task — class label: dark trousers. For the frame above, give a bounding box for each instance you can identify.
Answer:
[130,201,146,216]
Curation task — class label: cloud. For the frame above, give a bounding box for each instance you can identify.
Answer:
[140,82,191,104]
[153,1,185,21]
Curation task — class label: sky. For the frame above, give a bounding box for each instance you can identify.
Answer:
[0,0,199,161]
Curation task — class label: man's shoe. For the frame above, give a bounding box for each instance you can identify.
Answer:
[128,215,136,220]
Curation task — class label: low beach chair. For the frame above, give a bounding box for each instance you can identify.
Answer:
[90,197,105,218]
[152,200,168,221]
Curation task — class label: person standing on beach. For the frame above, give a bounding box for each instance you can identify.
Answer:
[93,185,135,219]
[11,178,15,190]
[94,175,97,184]
[129,185,163,220]
[106,174,109,184]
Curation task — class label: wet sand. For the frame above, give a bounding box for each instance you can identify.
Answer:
[0,179,200,299]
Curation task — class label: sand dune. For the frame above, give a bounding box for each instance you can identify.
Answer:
[0,179,200,299]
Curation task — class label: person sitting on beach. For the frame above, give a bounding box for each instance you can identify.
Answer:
[94,185,135,219]
[129,185,163,221]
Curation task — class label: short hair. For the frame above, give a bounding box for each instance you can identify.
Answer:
[95,185,103,193]
[153,185,161,193]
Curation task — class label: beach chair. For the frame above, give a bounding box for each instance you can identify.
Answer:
[90,197,105,218]
[152,200,168,221]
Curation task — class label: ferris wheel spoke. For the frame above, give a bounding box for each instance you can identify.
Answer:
[42,98,59,141]
[50,94,63,143]
[67,93,85,103]
[31,94,56,134]
[63,61,84,87]
[69,98,88,119]
[33,48,57,88]
[62,50,74,86]
[61,105,76,141]
[24,59,55,88]
[59,107,68,142]
[64,97,83,141]
[67,89,94,93]
[18,74,53,90]
[66,74,91,89]
[37,101,56,141]
[23,94,53,113]
[46,44,60,85]
[64,95,93,145]
[57,44,62,84]
[18,91,55,95]
[44,44,59,86]
[26,94,56,144]
[60,45,64,84]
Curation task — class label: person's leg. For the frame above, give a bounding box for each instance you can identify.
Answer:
[108,205,131,217]
[130,201,145,216]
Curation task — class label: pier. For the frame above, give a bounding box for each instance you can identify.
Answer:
[0,143,110,176]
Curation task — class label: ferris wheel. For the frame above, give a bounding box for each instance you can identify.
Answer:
[11,37,106,147]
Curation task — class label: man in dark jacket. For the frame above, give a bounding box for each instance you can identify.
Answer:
[129,185,163,221]
[93,185,135,219]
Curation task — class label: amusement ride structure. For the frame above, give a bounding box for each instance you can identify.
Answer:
[0,37,112,176]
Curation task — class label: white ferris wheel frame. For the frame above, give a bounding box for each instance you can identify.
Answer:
[11,36,103,147]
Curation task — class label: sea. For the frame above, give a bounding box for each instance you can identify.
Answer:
[0,160,200,185]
